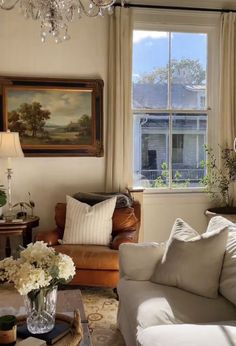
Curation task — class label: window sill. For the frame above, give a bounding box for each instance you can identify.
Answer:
[142,187,206,195]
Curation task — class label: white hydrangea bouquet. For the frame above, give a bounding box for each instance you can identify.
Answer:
[0,241,75,294]
[0,241,76,333]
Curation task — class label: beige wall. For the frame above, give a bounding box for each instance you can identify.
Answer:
[143,193,211,242]
[0,11,108,230]
[0,10,213,240]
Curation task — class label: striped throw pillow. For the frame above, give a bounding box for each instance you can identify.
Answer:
[62,195,117,245]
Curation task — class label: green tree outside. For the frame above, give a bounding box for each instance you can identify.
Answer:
[138,58,206,85]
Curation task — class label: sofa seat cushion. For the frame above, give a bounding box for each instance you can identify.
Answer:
[137,323,236,346]
[117,279,236,331]
[54,244,119,270]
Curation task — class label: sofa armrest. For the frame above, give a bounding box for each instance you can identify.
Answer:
[119,242,166,281]
[35,228,62,246]
[111,231,136,250]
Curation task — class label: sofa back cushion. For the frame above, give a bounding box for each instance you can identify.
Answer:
[62,196,117,245]
[207,216,236,306]
[151,218,228,298]
[119,242,166,280]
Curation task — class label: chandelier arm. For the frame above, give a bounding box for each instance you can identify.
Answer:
[0,0,20,10]
[78,0,100,18]
[90,0,116,9]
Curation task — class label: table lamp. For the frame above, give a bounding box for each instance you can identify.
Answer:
[0,130,24,219]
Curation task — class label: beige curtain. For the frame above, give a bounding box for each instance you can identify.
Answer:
[219,12,236,147]
[105,7,133,192]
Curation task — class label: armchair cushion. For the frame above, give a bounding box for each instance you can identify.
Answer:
[54,244,119,270]
[54,201,139,241]
[62,195,116,245]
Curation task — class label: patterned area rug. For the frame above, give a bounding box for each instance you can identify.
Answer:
[80,287,125,346]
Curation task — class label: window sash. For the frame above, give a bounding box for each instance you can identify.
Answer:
[133,111,207,189]
[132,11,220,191]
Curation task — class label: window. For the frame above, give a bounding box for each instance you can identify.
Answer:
[133,30,208,189]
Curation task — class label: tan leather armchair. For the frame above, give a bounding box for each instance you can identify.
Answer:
[36,198,141,288]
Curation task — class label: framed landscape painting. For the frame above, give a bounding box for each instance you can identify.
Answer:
[0,77,103,156]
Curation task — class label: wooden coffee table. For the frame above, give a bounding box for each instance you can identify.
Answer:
[0,286,92,345]
[54,289,92,346]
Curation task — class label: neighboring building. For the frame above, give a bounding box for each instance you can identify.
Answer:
[133,83,206,110]
[133,83,206,187]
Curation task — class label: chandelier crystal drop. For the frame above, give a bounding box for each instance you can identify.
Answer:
[0,0,122,43]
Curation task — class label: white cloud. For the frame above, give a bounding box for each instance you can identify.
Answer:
[7,89,92,126]
[133,30,168,43]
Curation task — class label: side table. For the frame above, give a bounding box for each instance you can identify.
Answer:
[0,216,40,257]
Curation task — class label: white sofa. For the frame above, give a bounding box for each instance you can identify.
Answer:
[117,216,236,346]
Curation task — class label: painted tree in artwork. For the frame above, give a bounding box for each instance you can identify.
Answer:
[77,114,92,137]
[8,102,51,137]
[8,110,27,135]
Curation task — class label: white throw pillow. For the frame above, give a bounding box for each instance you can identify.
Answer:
[62,195,117,245]
[151,218,228,298]
[207,216,236,305]
[119,242,166,280]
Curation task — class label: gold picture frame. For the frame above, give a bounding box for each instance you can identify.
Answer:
[0,76,104,157]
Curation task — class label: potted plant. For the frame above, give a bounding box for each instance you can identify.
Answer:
[0,186,7,216]
[12,192,35,219]
[201,145,236,217]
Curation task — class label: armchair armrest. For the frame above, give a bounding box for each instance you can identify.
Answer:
[111,231,137,250]
[119,242,166,281]
[36,227,63,246]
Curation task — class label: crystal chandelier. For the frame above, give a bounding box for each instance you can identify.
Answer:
[0,0,122,43]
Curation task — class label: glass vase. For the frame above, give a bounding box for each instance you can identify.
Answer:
[24,286,57,334]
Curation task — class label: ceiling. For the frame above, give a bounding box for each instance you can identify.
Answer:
[125,0,236,10]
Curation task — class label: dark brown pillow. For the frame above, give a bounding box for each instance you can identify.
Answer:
[112,207,138,233]
[73,192,133,208]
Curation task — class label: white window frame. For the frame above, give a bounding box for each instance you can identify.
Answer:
[132,8,220,194]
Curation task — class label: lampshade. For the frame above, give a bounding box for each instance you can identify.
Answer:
[0,131,24,158]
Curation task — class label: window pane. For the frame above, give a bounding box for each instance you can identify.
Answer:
[171,114,207,188]
[133,30,169,109]
[133,114,170,187]
[171,33,207,110]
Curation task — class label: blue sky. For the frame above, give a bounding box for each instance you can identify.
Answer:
[133,31,207,78]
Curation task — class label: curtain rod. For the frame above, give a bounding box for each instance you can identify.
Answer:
[115,3,236,13]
